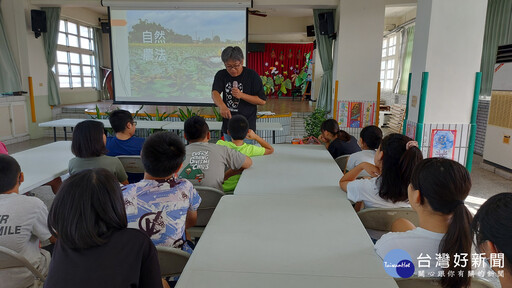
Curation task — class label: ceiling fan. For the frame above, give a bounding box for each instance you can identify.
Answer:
[248,9,267,17]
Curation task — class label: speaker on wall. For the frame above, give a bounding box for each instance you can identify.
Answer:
[101,22,111,33]
[31,9,47,39]
[318,12,334,36]
[306,25,315,37]
[247,43,265,53]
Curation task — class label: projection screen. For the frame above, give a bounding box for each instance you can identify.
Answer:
[108,6,247,105]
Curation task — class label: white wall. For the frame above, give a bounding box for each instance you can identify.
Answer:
[334,0,386,102]
[493,63,512,91]
[408,0,487,124]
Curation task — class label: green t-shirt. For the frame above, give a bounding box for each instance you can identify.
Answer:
[216,140,265,192]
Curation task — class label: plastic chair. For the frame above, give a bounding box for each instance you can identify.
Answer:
[357,207,419,232]
[395,277,494,288]
[335,155,350,173]
[188,186,225,239]
[0,246,46,288]
[116,155,144,173]
[156,246,190,278]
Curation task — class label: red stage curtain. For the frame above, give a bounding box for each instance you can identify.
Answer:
[247,43,314,96]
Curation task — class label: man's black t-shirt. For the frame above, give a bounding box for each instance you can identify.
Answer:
[212,67,266,133]
[44,229,162,288]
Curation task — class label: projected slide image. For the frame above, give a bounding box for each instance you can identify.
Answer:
[111,9,246,104]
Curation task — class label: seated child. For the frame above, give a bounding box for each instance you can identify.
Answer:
[106,109,146,183]
[122,132,201,253]
[179,116,252,192]
[472,192,512,288]
[318,119,361,159]
[106,109,145,156]
[216,115,273,192]
[0,155,55,288]
[45,168,163,288]
[68,120,128,184]
[339,133,423,209]
[345,125,382,177]
[375,158,472,288]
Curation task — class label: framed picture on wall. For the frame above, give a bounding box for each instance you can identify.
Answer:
[429,129,457,160]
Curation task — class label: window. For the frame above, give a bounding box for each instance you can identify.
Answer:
[56,20,97,89]
[380,34,400,91]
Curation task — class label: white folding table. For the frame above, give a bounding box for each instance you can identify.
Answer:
[39,119,283,143]
[235,144,343,196]
[38,119,171,141]
[176,194,398,288]
[11,141,73,193]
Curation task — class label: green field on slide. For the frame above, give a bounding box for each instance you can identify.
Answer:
[128,43,234,99]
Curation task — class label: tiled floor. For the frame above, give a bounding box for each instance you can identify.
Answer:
[6,138,511,213]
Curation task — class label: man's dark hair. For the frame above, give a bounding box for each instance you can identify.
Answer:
[71,120,107,158]
[228,115,249,140]
[360,125,383,150]
[109,109,134,133]
[48,168,128,249]
[221,46,244,63]
[184,116,209,142]
[0,154,21,194]
[141,132,186,178]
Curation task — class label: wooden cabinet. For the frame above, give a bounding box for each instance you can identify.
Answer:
[0,101,28,140]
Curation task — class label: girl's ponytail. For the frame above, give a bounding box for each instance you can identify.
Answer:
[411,158,472,288]
[440,203,473,288]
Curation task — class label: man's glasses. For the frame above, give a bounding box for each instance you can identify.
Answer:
[225,63,242,70]
[132,121,137,126]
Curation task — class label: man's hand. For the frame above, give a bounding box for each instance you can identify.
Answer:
[232,87,244,99]
[220,105,232,119]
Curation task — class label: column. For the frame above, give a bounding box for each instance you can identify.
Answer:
[405,0,487,165]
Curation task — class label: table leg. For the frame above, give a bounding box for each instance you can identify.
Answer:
[53,127,56,142]
[63,127,67,141]
[272,131,276,144]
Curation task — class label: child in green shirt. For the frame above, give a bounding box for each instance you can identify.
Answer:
[216,115,274,192]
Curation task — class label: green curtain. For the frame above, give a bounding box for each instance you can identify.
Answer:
[94,27,104,93]
[480,0,512,97]
[313,9,335,113]
[0,6,22,94]
[398,26,415,95]
[42,7,61,106]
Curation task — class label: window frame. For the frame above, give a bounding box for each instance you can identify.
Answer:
[380,33,401,91]
[55,19,97,90]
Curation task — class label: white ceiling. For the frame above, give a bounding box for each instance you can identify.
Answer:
[86,5,416,20]
[385,6,416,18]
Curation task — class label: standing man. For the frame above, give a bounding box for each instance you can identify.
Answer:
[212,46,266,142]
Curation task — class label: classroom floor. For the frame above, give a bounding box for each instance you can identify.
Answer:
[6,138,510,214]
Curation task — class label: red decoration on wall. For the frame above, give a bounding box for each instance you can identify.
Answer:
[247,43,314,97]
[270,49,276,59]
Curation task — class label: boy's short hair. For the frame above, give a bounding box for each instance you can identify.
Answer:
[0,154,21,194]
[141,132,185,178]
[360,125,383,150]
[109,109,134,133]
[228,115,249,140]
[184,116,209,142]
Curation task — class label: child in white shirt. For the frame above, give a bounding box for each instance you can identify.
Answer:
[375,158,472,288]
[346,125,382,176]
[339,133,422,209]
